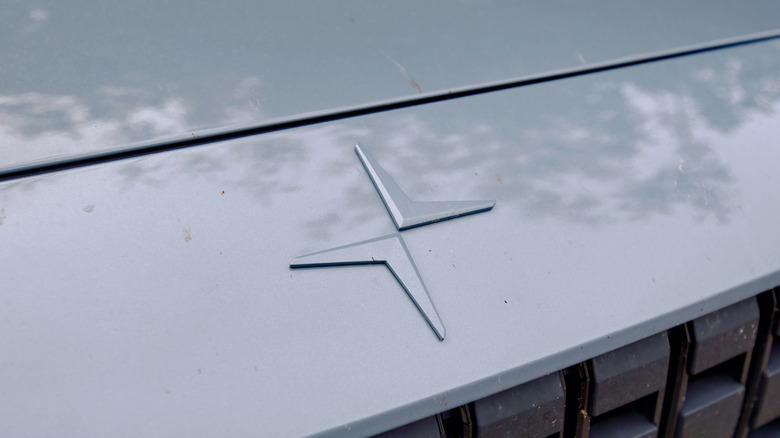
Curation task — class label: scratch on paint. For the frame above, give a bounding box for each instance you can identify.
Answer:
[386,55,422,93]
[575,50,587,64]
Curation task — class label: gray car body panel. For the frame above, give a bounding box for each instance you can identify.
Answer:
[3,1,780,169]
[3,34,780,436]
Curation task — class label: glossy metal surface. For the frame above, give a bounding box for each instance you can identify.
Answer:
[3,1,780,169]
[290,143,495,341]
[292,143,494,341]
[292,233,445,341]
[3,39,780,437]
[356,143,494,230]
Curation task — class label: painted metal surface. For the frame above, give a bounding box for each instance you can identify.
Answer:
[291,143,494,341]
[291,233,446,341]
[355,143,495,231]
[3,38,780,438]
[3,1,780,169]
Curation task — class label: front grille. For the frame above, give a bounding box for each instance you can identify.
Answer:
[372,289,780,438]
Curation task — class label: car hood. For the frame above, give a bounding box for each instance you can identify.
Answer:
[3,0,780,169]
[3,33,780,436]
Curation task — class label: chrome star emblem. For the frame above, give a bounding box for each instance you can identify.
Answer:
[290,143,495,341]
